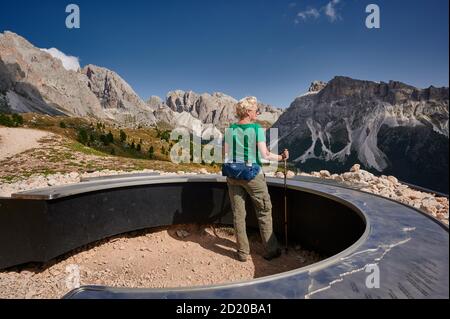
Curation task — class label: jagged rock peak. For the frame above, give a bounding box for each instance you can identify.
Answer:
[308,81,327,93]
[147,96,164,110]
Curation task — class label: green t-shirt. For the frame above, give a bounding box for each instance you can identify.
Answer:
[226,123,266,166]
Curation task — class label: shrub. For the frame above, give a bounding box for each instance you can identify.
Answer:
[106,131,114,144]
[59,121,67,129]
[160,130,171,142]
[77,128,89,145]
[148,146,155,159]
[120,130,127,142]
[11,114,23,126]
[0,113,13,127]
[100,134,109,146]
[0,113,23,127]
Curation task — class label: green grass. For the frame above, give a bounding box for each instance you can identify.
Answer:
[9,113,221,175]
[66,141,109,157]
[1,175,16,183]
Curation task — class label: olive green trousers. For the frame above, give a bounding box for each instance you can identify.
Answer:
[226,172,279,256]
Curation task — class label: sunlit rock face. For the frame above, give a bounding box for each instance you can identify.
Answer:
[161,90,283,131]
[273,76,449,192]
[0,31,104,117]
[0,31,157,127]
[82,64,157,127]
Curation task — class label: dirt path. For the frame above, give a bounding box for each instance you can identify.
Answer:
[0,127,51,161]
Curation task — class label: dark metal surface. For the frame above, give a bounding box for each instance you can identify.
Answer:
[1,175,365,268]
[0,175,448,299]
[80,172,160,183]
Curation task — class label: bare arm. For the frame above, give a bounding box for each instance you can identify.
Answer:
[258,142,288,161]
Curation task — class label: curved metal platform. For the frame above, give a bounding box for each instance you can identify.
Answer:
[0,174,448,299]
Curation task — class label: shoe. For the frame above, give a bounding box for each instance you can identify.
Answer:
[236,252,248,262]
[263,248,282,261]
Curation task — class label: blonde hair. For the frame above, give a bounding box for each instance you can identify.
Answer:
[235,96,258,119]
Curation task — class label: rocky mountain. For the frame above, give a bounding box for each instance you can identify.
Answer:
[0,31,104,118]
[162,90,283,131]
[0,31,158,127]
[273,76,449,193]
[0,31,282,131]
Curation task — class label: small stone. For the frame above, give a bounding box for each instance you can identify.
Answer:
[311,171,321,178]
[387,176,398,185]
[176,230,190,239]
[275,172,285,178]
[319,170,331,178]
[421,204,437,216]
[342,172,353,180]
[350,164,360,173]
[47,179,58,186]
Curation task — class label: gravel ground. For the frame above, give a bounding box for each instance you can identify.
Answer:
[0,127,51,161]
[0,224,322,299]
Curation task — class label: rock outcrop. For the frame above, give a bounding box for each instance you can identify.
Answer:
[0,31,158,127]
[0,31,104,118]
[308,80,327,93]
[82,64,157,127]
[160,90,283,131]
[273,77,449,192]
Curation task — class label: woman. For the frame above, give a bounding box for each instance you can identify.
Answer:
[224,96,289,262]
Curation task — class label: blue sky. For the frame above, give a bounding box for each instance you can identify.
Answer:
[0,0,448,107]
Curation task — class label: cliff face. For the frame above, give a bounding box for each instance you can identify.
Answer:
[0,31,104,118]
[82,65,157,127]
[273,76,449,192]
[0,31,157,127]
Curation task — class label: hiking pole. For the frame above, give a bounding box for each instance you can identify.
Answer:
[283,150,288,254]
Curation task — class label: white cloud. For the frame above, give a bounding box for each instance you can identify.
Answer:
[297,8,320,21]
[324,0,341,22]
[295,0,342,24]
[40,48,80,71]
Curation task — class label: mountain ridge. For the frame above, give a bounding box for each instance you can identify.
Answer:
[273,76,449,192]
[0,31,283,130]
